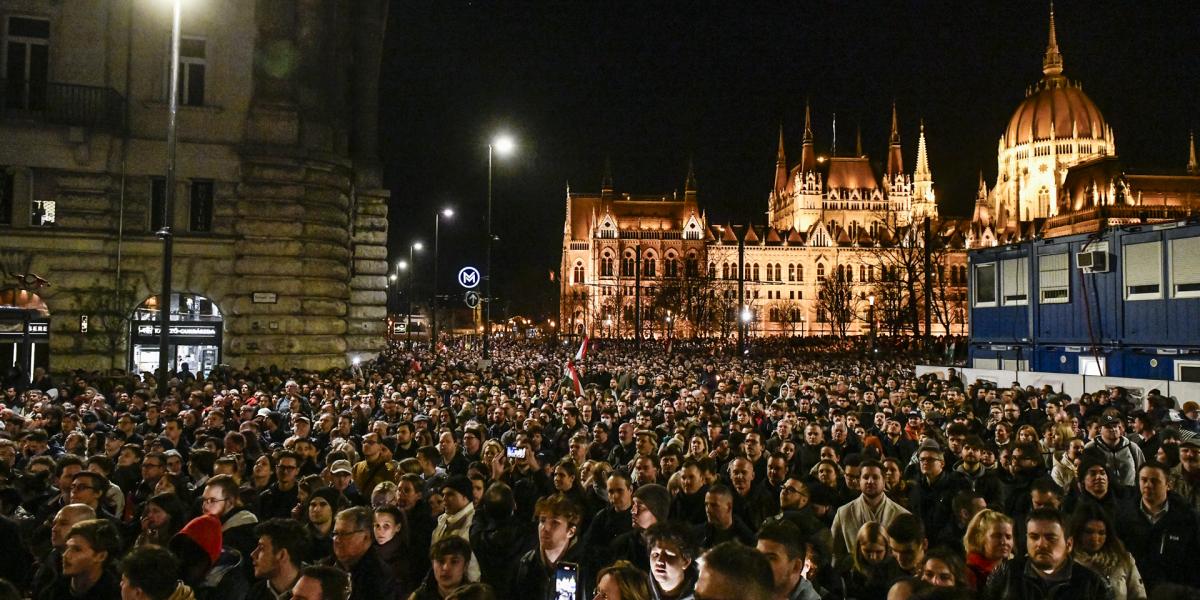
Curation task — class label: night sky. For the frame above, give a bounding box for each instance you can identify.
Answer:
[378,1,1200,319]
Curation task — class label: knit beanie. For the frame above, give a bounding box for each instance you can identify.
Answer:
[633,483,670,524]
[172,514,223,566]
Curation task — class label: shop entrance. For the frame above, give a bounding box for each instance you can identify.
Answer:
[0,288,49,383]
[129,292,222,378]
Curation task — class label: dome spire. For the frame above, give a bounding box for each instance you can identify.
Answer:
[1043,3,1064,77]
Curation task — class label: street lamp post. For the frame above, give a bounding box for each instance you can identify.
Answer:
[157,0,183,399]
[394,260,408,340]
[432,208,453,350]
[406,242,423,347]
[868,294,876,352]
[484,134,515,362]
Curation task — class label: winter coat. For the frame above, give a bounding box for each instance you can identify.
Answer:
[1084,437,1145,488]
[982,557,1113,600]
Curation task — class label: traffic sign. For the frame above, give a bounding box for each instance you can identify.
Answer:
[465,291,480,309]
[457,266,481,289]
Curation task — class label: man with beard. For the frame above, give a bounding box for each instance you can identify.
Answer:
[607,422,638,468]
[1084,412,1145,488]
[1167,437,1200,512]
[983,508,1109,599]
[830,460,909,567]
[954,435,1004,507]
[670,458,711,526]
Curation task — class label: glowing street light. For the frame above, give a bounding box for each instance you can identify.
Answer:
[741,307,753,323]
[432,207,454,350]
[484,133,518,361]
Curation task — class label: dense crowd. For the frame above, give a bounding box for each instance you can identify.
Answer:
[0,334,1199,600]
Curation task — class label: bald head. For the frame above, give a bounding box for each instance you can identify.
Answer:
[52,504,97,549]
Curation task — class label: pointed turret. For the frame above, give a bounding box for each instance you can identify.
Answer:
[831,112,838,157]
[1043,3,1064,78]
[1189,130,1198,175]
[684,158,698,200]
[774,124,789,193]
[886,102,904,177]
[799,101,816,173]
[972,170,992,227]
[601,157,614,197]
[914,120,931,183]
[912,120,936,220]
[855,123,862,157]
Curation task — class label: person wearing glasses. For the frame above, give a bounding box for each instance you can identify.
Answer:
[201,474,259,567]
[259,451,302,519]
[323,506,396,600]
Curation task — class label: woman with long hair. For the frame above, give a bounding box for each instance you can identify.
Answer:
[962,509,1013,591]
[595,560,652,600]
[1070,505,1146,600]
[375,505,414,598]
[135,492,187,547]
[839,522,904,600]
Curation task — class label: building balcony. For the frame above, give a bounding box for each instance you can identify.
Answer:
[0,79,125,131]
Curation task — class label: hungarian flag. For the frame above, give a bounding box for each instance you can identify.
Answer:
[574,336,590,362]
[561,336,589,395]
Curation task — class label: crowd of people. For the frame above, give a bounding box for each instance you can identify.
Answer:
[1,334,1199,600]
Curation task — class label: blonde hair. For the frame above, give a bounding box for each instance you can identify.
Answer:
[851,522,891,574]
[963,509,1013,555]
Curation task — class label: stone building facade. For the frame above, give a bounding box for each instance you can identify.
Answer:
[0,0,391,376]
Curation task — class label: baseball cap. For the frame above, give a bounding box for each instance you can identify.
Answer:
[329,460,352,475]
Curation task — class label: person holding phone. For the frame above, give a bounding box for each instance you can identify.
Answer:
[515,493,588,600]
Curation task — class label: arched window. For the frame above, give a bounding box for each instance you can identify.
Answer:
[788,264,795,281]
[621,251,636,277]
[1038,186,1050,216]
[573,262,585,284]
[817,263,825,280]
[860,265,867,281]
[665,257,678,278]
[775,263,782,282]
[601,253,614,277]
[752,263,760,281]
[722,263,729,279]
[643,256,656,277]
[797,264,804,281]
[708,262,716,279]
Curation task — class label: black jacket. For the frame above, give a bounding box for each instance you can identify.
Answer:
[514,541,589,600]
[1115,493,1200,590]
[983,557,1113,600]
[327,545,398,600]
[907,471,968,543]
[470,506,536,598]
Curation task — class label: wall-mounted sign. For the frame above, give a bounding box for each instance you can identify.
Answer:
[131,320,221,344]
[457,267,481,289]
[252,292,278,304]
[80,315,88,333]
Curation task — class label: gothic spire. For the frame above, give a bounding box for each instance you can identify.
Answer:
[1189,130,1198,175]
[774,123,789,193]
[1043,3,1064,77]
[855,123,862,157]
[601,157,613,194]
[685,157,697,194]
[915,119,931,183]
[831,112,838,157]
[887,101,904,177]
[802,100,813,144]
[977,170,987,197]
[800,101,816,173]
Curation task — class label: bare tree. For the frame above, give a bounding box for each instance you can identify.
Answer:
[815,266,860,337]
[74,282,139,371]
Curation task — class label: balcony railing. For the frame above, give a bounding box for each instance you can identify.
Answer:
[1,79,125,131]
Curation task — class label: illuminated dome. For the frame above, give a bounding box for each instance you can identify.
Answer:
[1004,79,1107,148]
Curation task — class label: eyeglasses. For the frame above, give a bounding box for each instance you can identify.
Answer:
[70,484,95,492]
[277,464,299,471]
[202,497,227,505]
[331,529,365,539]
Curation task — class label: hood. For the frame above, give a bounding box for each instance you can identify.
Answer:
[222,507,258,531]
[201,548,242,589]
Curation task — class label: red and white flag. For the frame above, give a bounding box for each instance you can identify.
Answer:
[574,336,590,362]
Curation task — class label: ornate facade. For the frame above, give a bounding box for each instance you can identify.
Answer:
[560,6,1200,339]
